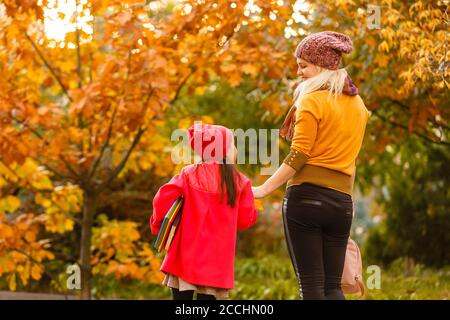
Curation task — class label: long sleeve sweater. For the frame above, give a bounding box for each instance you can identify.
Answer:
[283,90,370,196]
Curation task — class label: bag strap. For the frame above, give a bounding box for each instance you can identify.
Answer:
[356,275,366,299]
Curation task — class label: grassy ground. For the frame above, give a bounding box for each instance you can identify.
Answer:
[231,255,450,300]
[96,255,450,300]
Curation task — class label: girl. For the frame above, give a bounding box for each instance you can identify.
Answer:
[252,31,370,300]
[150,123,257,300]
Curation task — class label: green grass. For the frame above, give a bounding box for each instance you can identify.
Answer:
[363,259,450,300]
[231,255,299,300]
[232,255,450,300]
[95,255,449,300]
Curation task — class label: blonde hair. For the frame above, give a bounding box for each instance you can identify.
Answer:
[293,67,348,108]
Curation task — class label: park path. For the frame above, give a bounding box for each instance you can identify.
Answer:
[0,290,79,300]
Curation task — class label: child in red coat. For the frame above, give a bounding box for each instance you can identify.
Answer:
[150,123,257,300]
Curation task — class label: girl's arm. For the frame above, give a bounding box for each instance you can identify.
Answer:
[150,173,184,235]
[237,179,258,230]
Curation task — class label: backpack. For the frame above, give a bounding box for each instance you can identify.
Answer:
[341,238,365,299]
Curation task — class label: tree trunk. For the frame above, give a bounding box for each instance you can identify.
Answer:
[80,190,96,300]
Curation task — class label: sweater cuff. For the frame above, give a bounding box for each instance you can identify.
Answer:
[283,148,309,171]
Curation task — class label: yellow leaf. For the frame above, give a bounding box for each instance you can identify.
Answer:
[221,64,237,73]
[24,230,36,242]
[200,116,214,124]
[30,175,53,190]
[241,64,258,77]
[0,162,18,183]
[9,273,16,291]
[31,265,42,280]
[228,72,243,87]
[44,251,55,260]
[0,224,14,238]
[138,156,152,170]
[254,199,264,212]
[378,41,390,53]
[0,176,6,188]
[44,212,74,233]
[64,218,74,231]
[0,195,21,213]
[60,60,75,73]
[18,267,29,286]
[178,117,192,129]
[375,54,390,67]
[35,193,52,208]
[16,158,38,179]
[195,86,206,95]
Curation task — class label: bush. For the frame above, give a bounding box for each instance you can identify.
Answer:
[236,204,287,258]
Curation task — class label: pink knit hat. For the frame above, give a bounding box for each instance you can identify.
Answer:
[188,123,234,162]
[295,31,353,70]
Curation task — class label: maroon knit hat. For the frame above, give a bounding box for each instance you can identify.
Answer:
[295,31,353,70]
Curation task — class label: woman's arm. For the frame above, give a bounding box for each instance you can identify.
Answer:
[251,163,296,198]
[252,96,320,199]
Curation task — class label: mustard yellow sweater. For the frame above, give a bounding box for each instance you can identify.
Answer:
[283,90,370,196]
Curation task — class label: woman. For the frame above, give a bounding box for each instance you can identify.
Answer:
[252,31,370,300]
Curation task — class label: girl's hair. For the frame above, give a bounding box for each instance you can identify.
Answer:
[193,159,241,208]
[293,67,348,108]
[219,161,241,208]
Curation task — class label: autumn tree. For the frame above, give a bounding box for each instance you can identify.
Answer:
[0,0,301,299]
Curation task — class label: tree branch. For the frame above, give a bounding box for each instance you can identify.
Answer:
[74,0,86,164]
[387,97,450,131]
[11,115,83,182]
[75,0,83,90]
[371,109,450,146]
[86,103,118,183]
[37,159,72,182]
[169,17,240,105]
[170,67,197,104]
[87,51,133,183]
[0,160,81,224]
[24,33,72,101]
[95,127,146,192]
[99,191,153,207]
[11,247,72,297]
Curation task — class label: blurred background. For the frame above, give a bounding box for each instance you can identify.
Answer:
[0,0,448,299]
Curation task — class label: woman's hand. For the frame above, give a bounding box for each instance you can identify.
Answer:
[251,185,268,199]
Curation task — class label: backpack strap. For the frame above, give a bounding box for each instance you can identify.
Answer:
[355,275,366,299]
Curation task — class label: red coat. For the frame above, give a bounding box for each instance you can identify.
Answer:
[150,163,257,289]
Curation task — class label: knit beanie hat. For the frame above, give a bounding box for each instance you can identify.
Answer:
[187,123,234,162]
[295,31,353,70]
